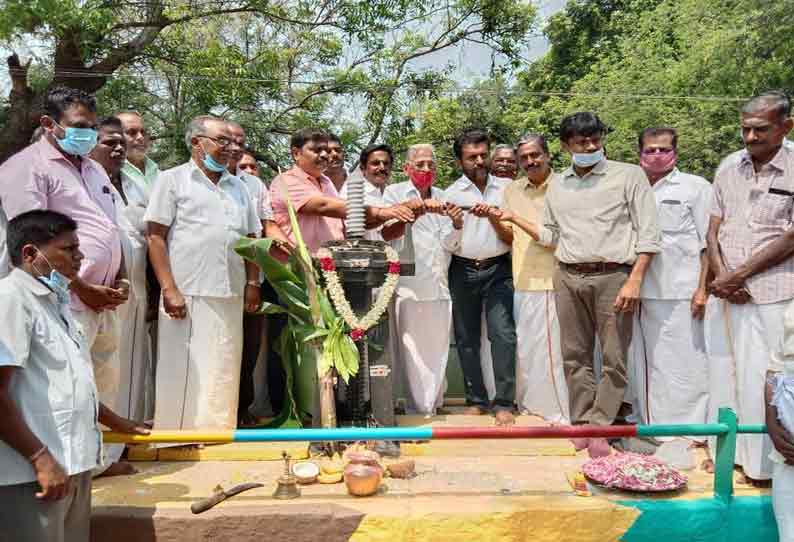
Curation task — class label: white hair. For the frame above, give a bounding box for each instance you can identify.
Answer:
[406,143,435,163]
[491,143,515,159]
[184,115,219,150]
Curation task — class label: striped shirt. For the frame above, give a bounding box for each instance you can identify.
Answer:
[711,145,794,304]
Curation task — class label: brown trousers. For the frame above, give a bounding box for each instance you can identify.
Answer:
[553,266,633,426]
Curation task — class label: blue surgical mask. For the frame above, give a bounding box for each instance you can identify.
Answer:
[33,251,73,306]
[54,123,98,156]
[202,146,227,173]
[571,148,605,168]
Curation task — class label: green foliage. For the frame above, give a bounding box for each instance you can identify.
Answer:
[234,196,360,424]
[394,0,794,181]
[1,0,537,171]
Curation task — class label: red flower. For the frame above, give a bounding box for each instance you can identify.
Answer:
[320,258,335,272]
[387,262,401,274]
[350,328,365,341]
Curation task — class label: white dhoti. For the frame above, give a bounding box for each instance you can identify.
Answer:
[72,309,124,473]
[154,295,243,440]
[774,461,794,542]
[514,290,569,424]
[706,299,784,480]
[115,289,150,423]
[480,312,496,402]
[393,297,451,414]
[630,299,709,436]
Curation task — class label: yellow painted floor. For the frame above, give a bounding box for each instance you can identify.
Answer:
[94,414,770,542]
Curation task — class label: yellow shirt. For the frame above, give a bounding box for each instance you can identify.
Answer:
[504,174,558,291]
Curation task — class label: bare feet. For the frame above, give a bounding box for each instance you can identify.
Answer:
[587,437,612,459]
[737,473,772,488]
[98,461,138,478]
[495,410,515,426]
[700,459,715,473]
[463,405,486,416]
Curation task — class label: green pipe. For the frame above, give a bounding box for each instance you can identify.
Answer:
[737,424,767,434]
[714,408,738,502]
[636,423,730,438]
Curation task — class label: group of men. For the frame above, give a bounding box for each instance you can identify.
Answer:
[1,84,794,541]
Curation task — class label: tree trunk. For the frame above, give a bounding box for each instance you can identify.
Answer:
[1,55,41,164]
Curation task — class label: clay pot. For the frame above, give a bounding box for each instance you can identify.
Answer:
[344,451,382,468]
[344,464,382,497]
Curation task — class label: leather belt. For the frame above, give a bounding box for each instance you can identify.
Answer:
[561,262,631,274]
[452,254,508,270]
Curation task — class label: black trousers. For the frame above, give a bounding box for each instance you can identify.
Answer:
[448,254,517,410]
[238,310,264,422]
[262,281,287,414]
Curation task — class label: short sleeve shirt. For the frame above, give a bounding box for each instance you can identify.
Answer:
[0,139,122,311]
[711,145,794,304]
[270,166,345,253]
[239,172,274,223]
[144,160,259,298]
[641,169,712,300]
[0,270,101,485]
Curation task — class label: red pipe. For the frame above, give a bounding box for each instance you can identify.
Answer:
[432,425,638,440]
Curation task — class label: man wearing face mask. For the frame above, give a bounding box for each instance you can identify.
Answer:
[0,87,132,476]
[490,144,518,180]
[0,211,148,542]
[383,144,463,415]
[89,117,152,438]
[509,113,661,456]
[706,91,794,486]
[494,134,570,425]
[145,115,261,440]
[627,127,711,462]
[442,130,517,426]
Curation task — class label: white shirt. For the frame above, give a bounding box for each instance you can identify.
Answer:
[641,169,712,300]
[384,182,451,301]
[442,175,511,259]
[0,269,101,485]
[238,171,274,223]
[114,173,151,298]
[144,160,259,298]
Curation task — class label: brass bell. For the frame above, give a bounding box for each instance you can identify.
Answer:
[272,451,301,499]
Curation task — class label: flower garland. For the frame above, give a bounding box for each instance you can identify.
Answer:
[317,245,400,341]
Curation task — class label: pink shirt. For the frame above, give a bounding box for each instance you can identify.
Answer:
[270,165,345,253]
[711,145,794,304]
[0,138,122,311]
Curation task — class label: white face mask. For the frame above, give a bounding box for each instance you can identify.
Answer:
[32,250,72,306]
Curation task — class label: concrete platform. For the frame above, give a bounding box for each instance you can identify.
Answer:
[91,415,776,542]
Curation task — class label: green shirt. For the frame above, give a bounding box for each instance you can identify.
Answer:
[121,157,160,190]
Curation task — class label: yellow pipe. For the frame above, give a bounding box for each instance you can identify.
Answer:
[103,430,234,444]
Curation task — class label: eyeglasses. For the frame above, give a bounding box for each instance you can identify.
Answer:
[197,135,232,148]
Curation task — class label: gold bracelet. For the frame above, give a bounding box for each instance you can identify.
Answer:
[28,445,47,464]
